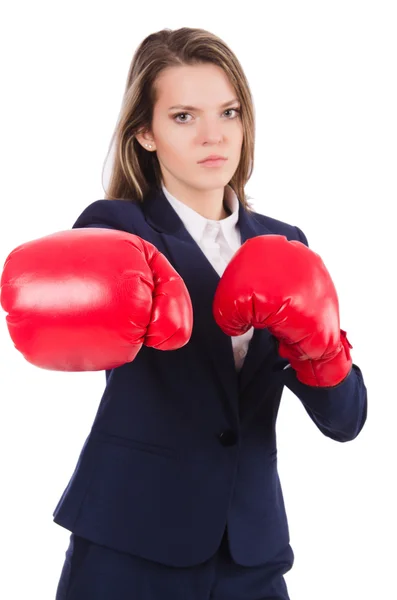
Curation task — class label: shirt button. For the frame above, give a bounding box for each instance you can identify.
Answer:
[218,430,238,447]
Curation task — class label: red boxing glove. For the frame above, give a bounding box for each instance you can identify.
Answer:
[1,228,193,371]
[213,235,353,387]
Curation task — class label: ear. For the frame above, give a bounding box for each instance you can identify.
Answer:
[135,128,156,152]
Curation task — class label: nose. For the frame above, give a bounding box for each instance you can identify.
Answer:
[197,116,224,144]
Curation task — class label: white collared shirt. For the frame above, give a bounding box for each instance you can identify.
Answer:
[161,183,254,372]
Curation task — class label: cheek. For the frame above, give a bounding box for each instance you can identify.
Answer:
[161,144,191,167]
[152,118,183,150]
[157,132,193,164]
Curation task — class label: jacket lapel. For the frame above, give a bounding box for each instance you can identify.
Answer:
[141,186,280,404]
[142,187,239,408]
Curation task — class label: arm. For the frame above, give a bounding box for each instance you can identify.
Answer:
[276,361,367,442]
[213,225,368,443]
[277,225,368,441]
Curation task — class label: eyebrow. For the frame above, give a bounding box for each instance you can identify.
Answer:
[168,98,240,111]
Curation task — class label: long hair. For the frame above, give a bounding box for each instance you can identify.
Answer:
[102,27,256,210]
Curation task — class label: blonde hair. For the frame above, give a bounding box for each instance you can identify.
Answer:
[102,27,256,210]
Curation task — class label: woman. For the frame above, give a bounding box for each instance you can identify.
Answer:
[1,27,367,600]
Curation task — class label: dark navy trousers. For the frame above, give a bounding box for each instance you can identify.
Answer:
[55,526,292,599]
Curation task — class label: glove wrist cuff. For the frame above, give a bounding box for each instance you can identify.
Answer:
[287,329,353,388]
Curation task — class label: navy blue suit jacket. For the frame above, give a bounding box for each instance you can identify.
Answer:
[52,186,367,567]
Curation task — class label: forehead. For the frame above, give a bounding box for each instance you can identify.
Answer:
[154,63,237,107]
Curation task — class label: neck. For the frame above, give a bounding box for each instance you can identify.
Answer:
[163,180,229,221]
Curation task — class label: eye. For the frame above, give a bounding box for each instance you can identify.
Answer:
[173,113,191,124]
[224,108,240,118]
[172,107,241,124]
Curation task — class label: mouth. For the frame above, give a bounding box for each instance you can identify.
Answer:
[198,158,228,167]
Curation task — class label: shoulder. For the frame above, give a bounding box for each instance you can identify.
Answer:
[72,199,144,234]
[248,207,309,247]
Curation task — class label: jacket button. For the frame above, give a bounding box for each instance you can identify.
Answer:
[218,429,238,446]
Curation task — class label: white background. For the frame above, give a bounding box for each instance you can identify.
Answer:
[1,1,395,598]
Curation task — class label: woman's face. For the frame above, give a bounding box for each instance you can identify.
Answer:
[138,63,244,194]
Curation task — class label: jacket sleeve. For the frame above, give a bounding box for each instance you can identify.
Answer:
[275,225,368,442]
[278,362,367,442]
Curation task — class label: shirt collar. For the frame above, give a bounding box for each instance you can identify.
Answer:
[161,183,240,247]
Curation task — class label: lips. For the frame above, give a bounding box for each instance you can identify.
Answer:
[198,156,227,163]
[199,157,227,165]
